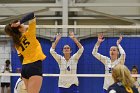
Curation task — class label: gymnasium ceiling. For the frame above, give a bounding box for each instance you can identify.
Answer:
[0,0,140,38]
[0,0,140,24]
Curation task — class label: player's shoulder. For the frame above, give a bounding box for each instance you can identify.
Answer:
[108,82,121,93]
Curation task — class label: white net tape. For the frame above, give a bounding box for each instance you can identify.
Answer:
[1,25,140,28]
[0,73,139,77]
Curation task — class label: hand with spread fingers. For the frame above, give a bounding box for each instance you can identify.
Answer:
[117,35,123,46]
[98,33,105,44]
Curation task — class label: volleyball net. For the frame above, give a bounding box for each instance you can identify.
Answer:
[0,25,140,93]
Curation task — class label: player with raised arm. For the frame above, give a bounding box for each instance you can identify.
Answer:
[92,33,126,93]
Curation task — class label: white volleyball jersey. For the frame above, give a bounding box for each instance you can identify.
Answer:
[14,78,27,93]
[1,65,12,83]
[50,47,84,88]
[92,43,126,90]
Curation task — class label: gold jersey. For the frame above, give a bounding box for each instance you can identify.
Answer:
[16,18,46,64]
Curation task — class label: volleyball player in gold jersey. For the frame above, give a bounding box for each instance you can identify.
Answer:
[5,12,46,93]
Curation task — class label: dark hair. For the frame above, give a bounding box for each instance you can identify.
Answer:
[132,65,138,72]
[63,45,72,51]
[5,60,10,64]
[5,20,22,48]
[5,60,10,67]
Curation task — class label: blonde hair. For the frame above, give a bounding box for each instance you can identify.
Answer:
[112,64,134,87]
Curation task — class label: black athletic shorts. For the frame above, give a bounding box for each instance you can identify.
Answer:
[1,83,10,87]
[21,60,42,79]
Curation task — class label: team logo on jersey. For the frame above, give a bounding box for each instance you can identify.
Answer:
[109,68,112,73]
[67,66,70,71]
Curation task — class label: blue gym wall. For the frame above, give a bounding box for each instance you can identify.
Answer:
[11,37,140,93]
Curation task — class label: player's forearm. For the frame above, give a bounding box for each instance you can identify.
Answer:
[118,44,126,64]
[20,12,34,24]
[92,42,99,55]
[118,44,125,55]
[96,41,101,46]
[51,38,60,49]
[71,37,82,48]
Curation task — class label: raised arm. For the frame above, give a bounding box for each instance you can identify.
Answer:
[20,12,34,24]
[51,33,61,49]
[69,32,84,61]
[117,35,126,64]
[11,12,34,27]
[92,33,108,65]
[50,34,62,64]
[69,32,82,49]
